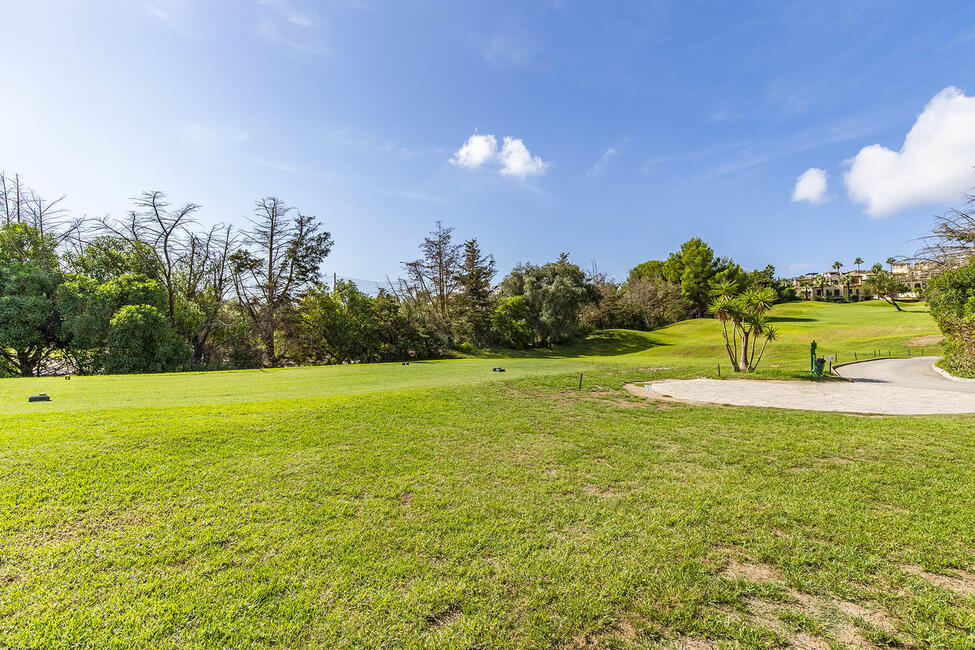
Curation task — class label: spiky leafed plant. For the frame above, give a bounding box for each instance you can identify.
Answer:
[708,283,777,372]
[751,323,778,369]
[709,279,743,371]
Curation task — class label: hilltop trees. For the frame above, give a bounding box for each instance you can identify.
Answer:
[629,238,765,318]
[664,238,721,318]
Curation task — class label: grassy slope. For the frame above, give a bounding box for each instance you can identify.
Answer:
[4,301,973,649]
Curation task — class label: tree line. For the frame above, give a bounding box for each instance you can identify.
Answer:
[0,172,791,376]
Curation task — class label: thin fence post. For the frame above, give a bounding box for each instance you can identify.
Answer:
[854,352,858,360]
[717,363,721,378]
[578,373,583,390]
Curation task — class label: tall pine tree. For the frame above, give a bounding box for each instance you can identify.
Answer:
[454,238,496,347]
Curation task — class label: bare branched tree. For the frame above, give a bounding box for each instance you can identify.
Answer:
[98,191,200,324]
[916,192,975,270]
[0,171,26,226]
[178,223,237,363]
[1,171,81,246]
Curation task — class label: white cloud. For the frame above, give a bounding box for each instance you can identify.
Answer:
[450,133,548,178]
[450,134,498,168]
[587,147,618,176]
[792,167,829,204]
[844,86,975,217]
[499,136,548,177]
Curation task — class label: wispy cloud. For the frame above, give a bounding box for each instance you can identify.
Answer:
[481,21,543,69]
[145,1,196,37]
[639,142,746,174]
[258,0,317,28]
[239,153,302,175]
[587,147,619,176]
[183,123,248,145]
[384,188,448,204]
[325,123,428,161]
[256,0,326,54]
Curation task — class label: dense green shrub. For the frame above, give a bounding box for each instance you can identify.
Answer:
[490,296,533,349]
[59,273,169,374]
[104,304,189,374]
[927,261,975,377]
[288,282,448,363]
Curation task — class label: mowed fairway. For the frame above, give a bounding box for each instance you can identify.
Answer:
[5,302,975,648]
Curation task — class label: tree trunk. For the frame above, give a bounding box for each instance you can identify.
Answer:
[18,351,34,377]
[262,328,277,365]
[738,329,750,371]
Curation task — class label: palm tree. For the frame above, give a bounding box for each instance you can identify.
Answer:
[886,257,896,272]
[854,257,864,272]
[814,274,827,300]
[832,260,843,273]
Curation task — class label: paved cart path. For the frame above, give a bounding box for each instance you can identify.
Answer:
[626,357,975,415]
[835,356,975,393]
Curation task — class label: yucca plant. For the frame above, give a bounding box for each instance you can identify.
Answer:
[708,280,778,372]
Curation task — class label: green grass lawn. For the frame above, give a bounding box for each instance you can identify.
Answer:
[5,300,974,649]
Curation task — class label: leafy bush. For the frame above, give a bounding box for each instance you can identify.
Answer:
[927,260,975,377]
[59,273,169,374]
[104,304,189,374]
[499,254,598,346]
[490,296,533,348]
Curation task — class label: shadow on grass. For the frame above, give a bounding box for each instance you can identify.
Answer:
[767,317,818,323]
[457,329,666,360]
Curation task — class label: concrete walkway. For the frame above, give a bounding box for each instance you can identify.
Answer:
[631,357,975,415]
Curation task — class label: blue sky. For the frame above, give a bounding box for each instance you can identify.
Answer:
[3,1,975,285]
